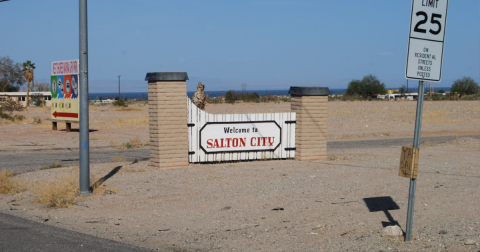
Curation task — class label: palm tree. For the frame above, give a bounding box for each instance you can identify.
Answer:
[22,60,35,107]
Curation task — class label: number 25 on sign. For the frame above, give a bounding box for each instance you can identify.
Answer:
[406,0,448,81]
[399,147,419,179]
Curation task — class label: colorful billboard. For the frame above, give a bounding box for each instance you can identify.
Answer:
[51,59,79,121]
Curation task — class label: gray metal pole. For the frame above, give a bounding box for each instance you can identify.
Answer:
[78,0,92,196]
[405,80,425,241]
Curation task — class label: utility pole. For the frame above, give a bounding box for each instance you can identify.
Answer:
[78,0,92,196]
[118,75,121,100]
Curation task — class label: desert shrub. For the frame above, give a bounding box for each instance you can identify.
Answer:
[225,90,236,104]
[113,99,128,107]
[1,97,23,115]
[425,94,444,101]
[237,92,260,102]
[206,97,222,104]
[13,114,25,121]
[459,94,480,100]
[0,170,23,195]
[0,108,9,120]
[31,96,46,107]
[329,94,365,101]
[32,116,41,124]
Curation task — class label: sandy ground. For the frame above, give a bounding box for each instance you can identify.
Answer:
[0,100,478,152]
[0,100,479,251]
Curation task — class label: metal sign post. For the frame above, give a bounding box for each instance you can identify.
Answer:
[404,0,448,241]
[405,80,425,241]
[78,0,92,196]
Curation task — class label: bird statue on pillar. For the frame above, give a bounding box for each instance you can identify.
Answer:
[192,82,207,110]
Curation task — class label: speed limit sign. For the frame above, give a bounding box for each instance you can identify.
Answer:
[406,0,448,81]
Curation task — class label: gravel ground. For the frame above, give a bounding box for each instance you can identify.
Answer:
[0,100,479,251]
[0,137,478,251]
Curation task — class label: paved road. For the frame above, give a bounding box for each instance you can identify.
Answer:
[328,134,480,150]
[0,212,157,252]
[1,134,478,173]
[0,148,149,173]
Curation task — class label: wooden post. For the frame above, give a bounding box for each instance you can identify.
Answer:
[289,87,329,161]
[66,122,72,132]
[52,121,57,130]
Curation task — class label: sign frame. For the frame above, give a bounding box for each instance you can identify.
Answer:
[199,121,282,154]
[405,0,449,82]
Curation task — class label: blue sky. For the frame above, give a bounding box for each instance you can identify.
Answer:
[1,0,478,92]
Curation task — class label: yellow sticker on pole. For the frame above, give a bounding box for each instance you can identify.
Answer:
[399,147,419,179]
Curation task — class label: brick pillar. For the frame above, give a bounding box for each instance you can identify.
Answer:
[146,72,189,168]
[289,87,329,161]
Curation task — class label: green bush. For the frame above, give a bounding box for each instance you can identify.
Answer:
[113,99,128,107]
[451,77,479,96]
[345,74,387,98]
[206,97,222,104]
[225,90,236,104]
[328,94,366,101]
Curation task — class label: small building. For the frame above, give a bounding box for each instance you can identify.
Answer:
[0,92,52,107]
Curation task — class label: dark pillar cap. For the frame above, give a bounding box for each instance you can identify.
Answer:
[145,72,189,81]
[288,86,330,96]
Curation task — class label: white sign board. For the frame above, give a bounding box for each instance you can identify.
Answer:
[200,121,281,153]
[406,0,448,82]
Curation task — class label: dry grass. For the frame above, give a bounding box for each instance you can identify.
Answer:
[0,170,23,195]
[421,140,439,148]
[118,166,148,174]
[31,169,119,208]
[31,122,51,129]
[423,110,449,117]
[108,140,118,149]
[338,131,398,140]
[32,173,79,208]
[129,137,144,148]
[117,137,145,149]
[105,116,148,128]
[327,154,339,161]
[90,172,119,196]
[115,107,142,112]
[39,163,63,170]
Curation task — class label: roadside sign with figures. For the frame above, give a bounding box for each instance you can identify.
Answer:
[51,59,80,121]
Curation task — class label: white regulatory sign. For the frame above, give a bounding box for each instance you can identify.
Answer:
[406,0,448,82]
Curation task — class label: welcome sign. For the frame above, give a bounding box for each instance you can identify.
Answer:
[199,121,281,153]
[51,59,79,121]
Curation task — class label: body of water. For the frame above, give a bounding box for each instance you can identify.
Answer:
[89,87,451,100]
